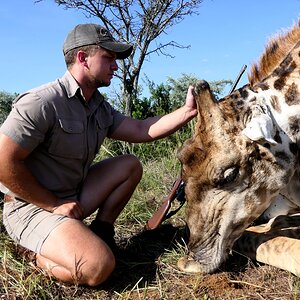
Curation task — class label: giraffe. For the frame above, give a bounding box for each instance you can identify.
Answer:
[176,21,300,276]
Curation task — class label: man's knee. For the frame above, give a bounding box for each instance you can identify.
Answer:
[81,249,116,286]
[125,154,143,180]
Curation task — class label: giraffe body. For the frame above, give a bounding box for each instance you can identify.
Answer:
[177,22,300,276]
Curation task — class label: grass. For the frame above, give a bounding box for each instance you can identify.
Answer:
[0,154,300,299]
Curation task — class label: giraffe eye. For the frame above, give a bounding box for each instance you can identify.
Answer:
[216,167,240,187]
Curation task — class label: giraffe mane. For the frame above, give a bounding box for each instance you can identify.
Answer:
[248,20,300,87]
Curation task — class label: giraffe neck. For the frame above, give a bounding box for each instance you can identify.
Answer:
[237,84,299,173]
[246,21,300,146]
[254,82,300,145]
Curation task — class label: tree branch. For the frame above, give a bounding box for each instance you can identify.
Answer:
[37,0,203,116]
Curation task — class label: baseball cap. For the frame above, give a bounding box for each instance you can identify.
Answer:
[63,23,133,59]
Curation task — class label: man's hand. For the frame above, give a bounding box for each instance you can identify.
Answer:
[52,199,84,220]
[185,85,198,117]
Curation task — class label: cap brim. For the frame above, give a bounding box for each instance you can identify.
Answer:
[100,41,133,59]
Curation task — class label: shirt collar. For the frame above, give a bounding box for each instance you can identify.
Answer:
[60,71,81,99]
[60,71,105,111]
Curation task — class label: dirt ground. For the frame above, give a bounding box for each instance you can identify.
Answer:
[90,224,300,299]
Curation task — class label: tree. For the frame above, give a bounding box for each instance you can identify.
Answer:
[208,79,233,100]
[133,73,232,121]
[167,73,232,105]
[132,79,172,119]
[37,0,203,116]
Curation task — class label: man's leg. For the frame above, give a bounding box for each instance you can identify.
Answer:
[37,154,142,285]
[79,154,143,223]
[36,219,115,286]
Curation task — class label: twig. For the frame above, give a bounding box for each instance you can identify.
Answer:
[229,279,266,289]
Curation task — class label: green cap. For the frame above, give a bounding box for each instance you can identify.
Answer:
[63,24,133,59]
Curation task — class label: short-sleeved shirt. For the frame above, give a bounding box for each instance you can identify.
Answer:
[0,71,125,198]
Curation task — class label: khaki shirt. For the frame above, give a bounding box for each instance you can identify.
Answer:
[0,71,125,198]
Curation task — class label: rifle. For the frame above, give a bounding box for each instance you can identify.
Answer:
[145,177,185,230]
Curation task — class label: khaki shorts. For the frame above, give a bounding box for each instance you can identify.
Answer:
[3,199,69,254]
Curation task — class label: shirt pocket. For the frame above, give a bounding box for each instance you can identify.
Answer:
[48,119,85,159]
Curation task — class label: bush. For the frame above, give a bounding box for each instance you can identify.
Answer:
[0,91,17,125]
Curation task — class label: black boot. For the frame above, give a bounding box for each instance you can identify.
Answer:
[89,220,117,251]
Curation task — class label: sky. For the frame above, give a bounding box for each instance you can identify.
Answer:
[1,0,300,97]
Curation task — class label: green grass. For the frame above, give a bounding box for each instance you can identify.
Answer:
[0,151,300,299]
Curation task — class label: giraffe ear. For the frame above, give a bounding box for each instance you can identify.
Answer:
[242,104,277,145]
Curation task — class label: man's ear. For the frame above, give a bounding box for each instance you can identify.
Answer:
[77,51,87,64]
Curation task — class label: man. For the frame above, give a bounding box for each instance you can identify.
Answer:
[0,24,197,286]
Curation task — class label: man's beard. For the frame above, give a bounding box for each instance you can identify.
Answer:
[98,81,110,87]
[94,75,111,88]
[87,76,110,88]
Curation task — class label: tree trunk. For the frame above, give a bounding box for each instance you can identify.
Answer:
[124,90,132,117]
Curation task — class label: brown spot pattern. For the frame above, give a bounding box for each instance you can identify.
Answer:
[274,78,285,90]
[270,95,281,113]
[273,57,297,91]
[285,82,300,106]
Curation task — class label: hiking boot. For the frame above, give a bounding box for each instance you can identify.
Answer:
[89,220,117,251]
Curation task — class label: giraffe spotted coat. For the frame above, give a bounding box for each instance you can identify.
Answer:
[177,21,300,276]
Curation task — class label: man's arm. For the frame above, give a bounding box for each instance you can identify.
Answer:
[0,133,83,219]
[110,86,197,143]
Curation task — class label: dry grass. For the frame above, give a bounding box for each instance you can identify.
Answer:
[0,157,299,299]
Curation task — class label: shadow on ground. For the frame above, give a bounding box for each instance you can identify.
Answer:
[102,223,187,291]
[101,223,253,293]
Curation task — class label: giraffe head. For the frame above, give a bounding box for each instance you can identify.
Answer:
[176,79,297,274]
[176,21,300,274]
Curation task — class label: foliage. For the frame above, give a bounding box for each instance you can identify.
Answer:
[168,73,233,102]
[209,79,233,100]
[36,0,203,116]
[132,74,233,120]
[0,91,16,125]
[132,81,172,119]
[167,73,199,107]
[108,73,232,159]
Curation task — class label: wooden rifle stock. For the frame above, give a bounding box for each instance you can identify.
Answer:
[145,178,182,230]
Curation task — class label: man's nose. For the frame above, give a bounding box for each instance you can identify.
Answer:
[112,61,118,70]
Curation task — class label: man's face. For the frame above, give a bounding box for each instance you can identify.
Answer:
[86,47,118,87]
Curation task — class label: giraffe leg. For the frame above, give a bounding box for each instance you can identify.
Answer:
[255,236,300,276]
[234,214,300,276]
